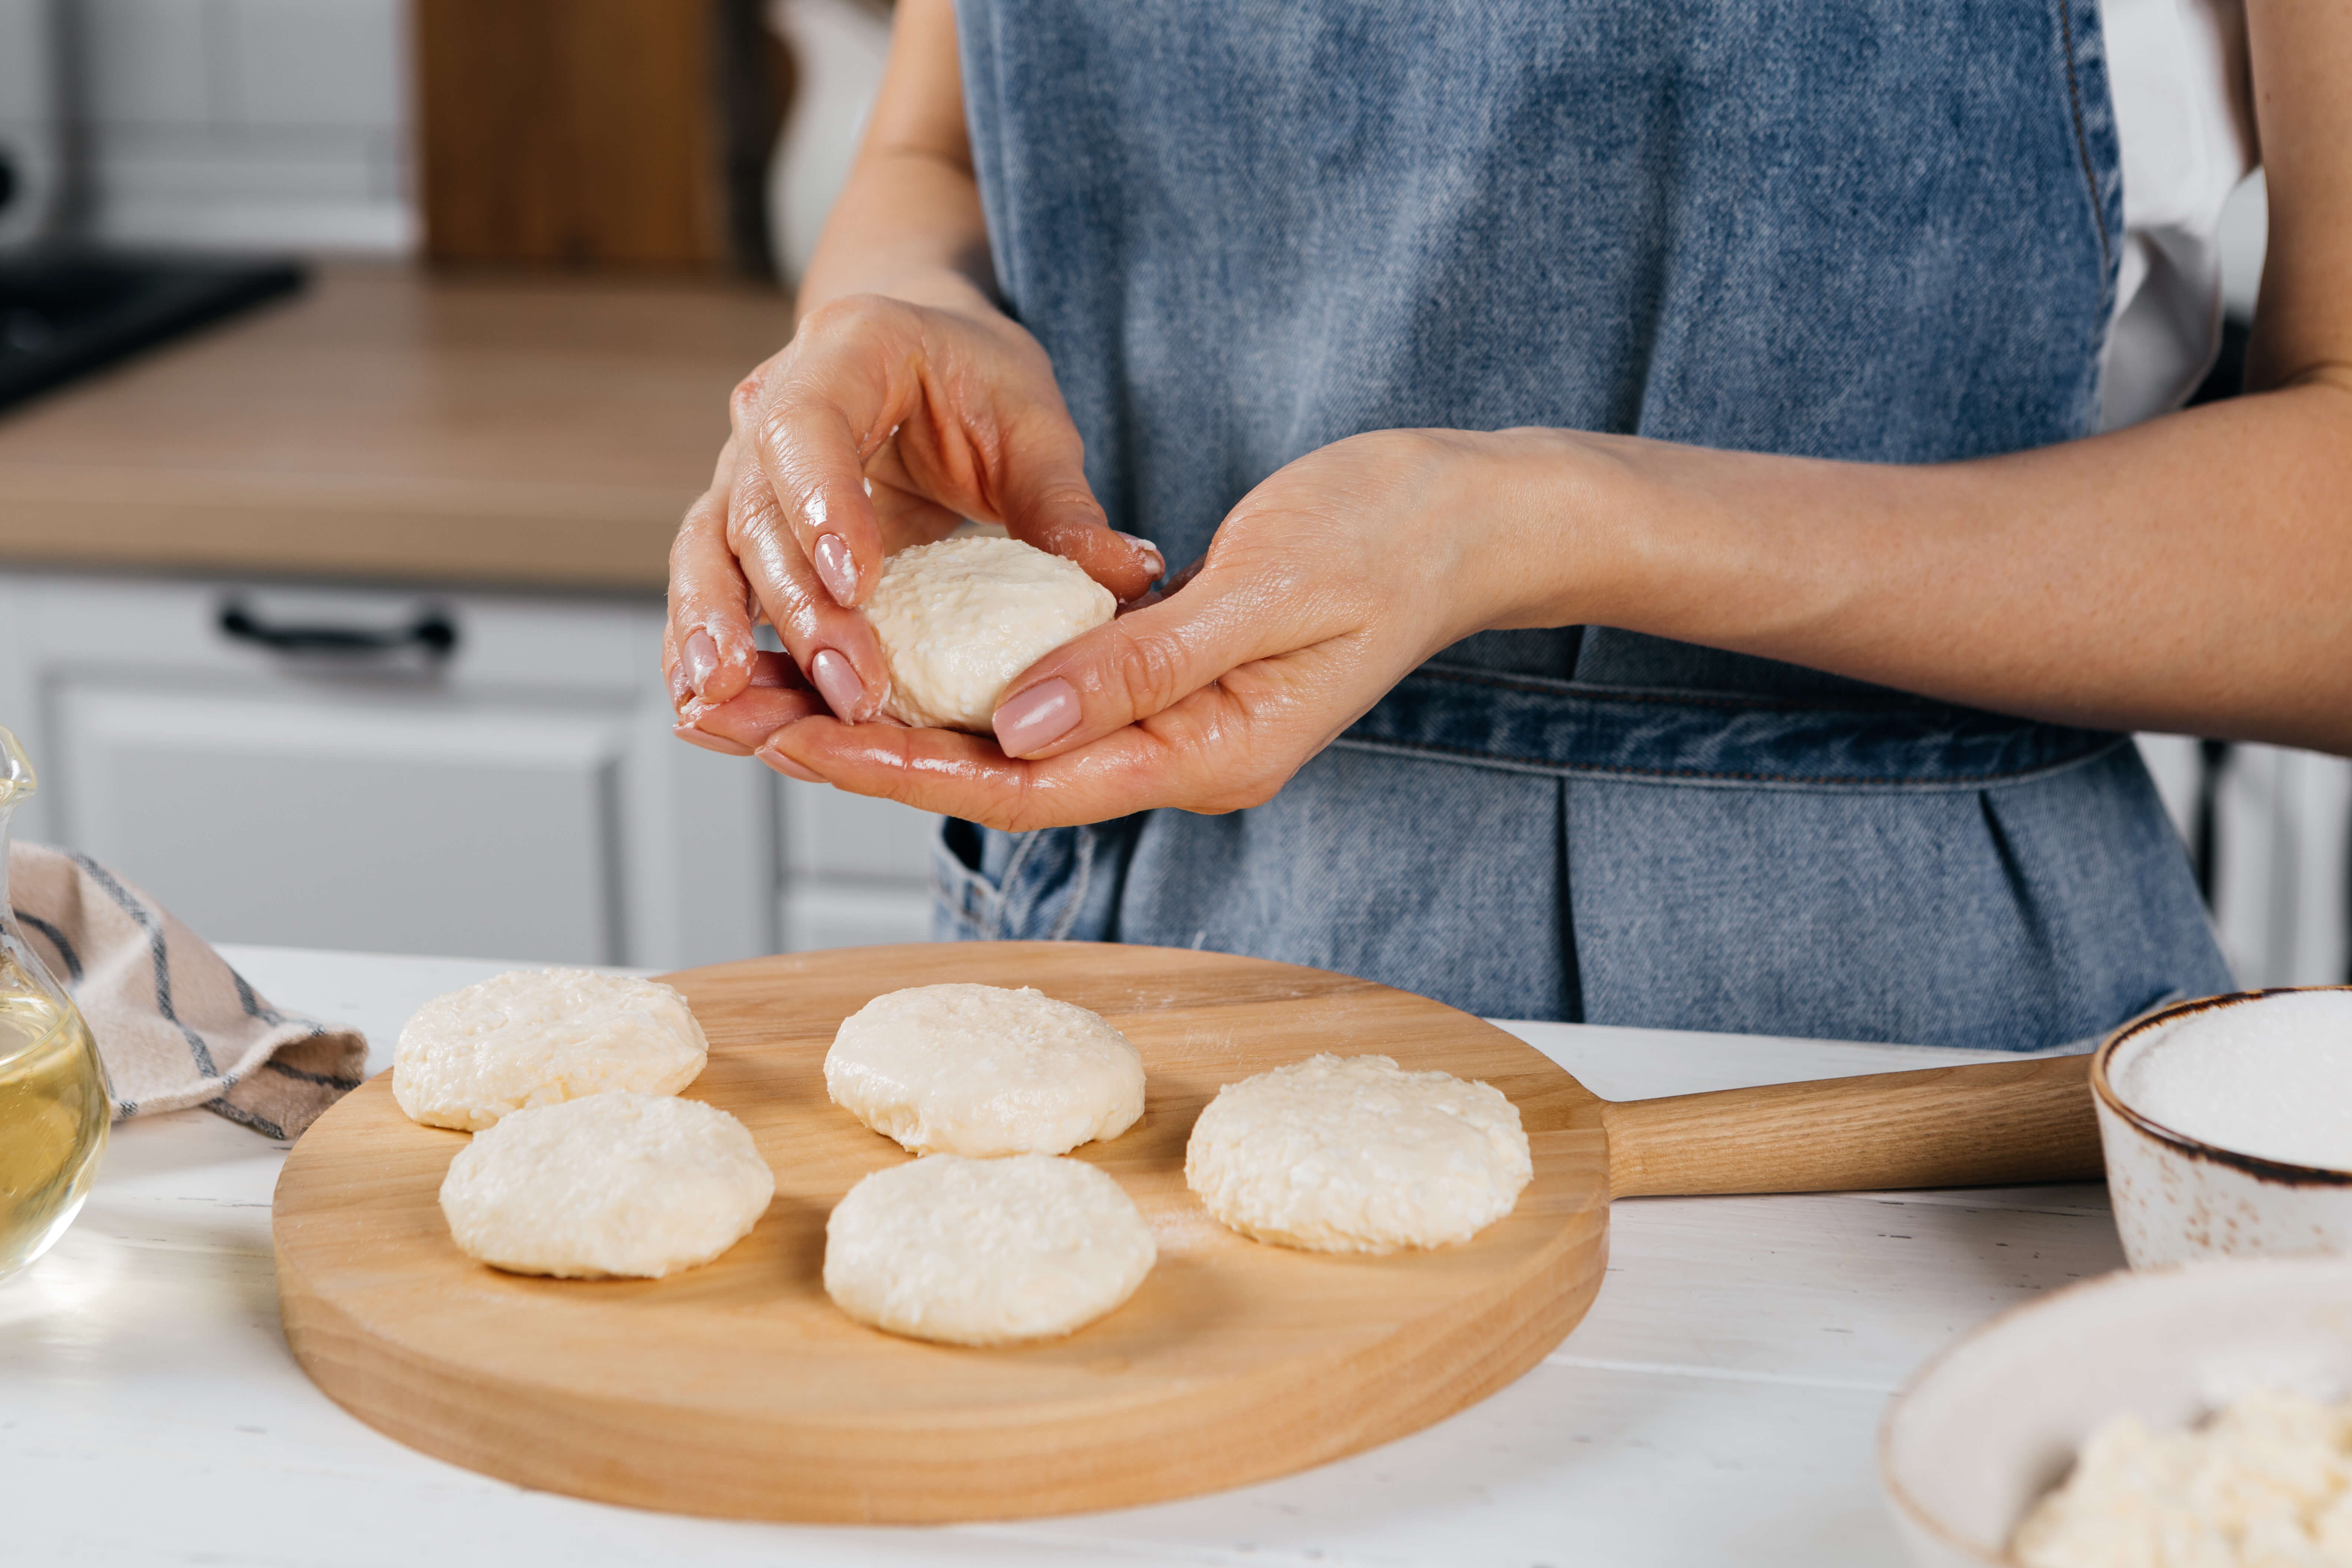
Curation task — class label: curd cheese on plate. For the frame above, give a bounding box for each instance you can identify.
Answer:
[2013,1389,2352,1568]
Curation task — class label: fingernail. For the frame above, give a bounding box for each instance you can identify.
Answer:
[808,648,865,719]
[760,747,824,783]
[813,533,858,606]
[667,659,693,709]
[672,723,747,756]
[993,678,1080,756]
[684,629,719,698]
[1114,531,1165,577]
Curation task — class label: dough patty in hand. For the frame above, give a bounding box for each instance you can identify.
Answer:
[439,1092,774,1279]
[865,534,1116,731]
[826,983,1145,1156]
[823,1153,1157,1345]
[1185,1054,1532,1253]
[393,968,708,1131]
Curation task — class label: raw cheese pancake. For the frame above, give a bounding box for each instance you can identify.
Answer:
[1187,1053,1531,1253]
[394,968,707,1132]
[823,1153,1156,1345]
[439,1092,772,1279]
[826,982,1144,1157]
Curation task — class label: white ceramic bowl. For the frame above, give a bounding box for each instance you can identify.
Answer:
[1880,1255,2352,1567]
[2092,987,2352,1269]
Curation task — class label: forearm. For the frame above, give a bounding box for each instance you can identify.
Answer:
[1498,0,2352,755]
[1502,379,2352,752]
[793,0,997,324]
[796,146,994,323]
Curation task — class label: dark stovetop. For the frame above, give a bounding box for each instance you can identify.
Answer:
[0,249,304,414]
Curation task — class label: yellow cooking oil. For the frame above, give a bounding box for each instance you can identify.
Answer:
[0,979,110,1276]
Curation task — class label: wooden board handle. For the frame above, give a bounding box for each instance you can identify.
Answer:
[1596,1054,2103,1198]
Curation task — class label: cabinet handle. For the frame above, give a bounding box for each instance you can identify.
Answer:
[218,601,459,659]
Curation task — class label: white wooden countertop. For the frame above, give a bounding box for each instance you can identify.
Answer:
[0,945,2120,1567]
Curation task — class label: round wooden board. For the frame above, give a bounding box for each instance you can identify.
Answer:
[273,943,1610,1523]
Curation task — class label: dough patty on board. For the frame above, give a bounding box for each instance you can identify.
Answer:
[823,1153,1157,1345]
[826,983,1145,1157]
[865,534,1116,731]
[439,1092,774,1279]
[393,968,708,1131]
[1185,1054,1532,1253]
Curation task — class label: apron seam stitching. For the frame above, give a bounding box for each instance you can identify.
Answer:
[1406,665,2073,723]
[990,830,1045,941]
[1047,828,1095,942]
[1335,734,2123,787]
[2055,0,2113,271]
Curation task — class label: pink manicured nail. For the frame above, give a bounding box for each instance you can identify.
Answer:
[993,678,1080,756]
[808,648,865,719]
[683,629,719,698]
[813,533,858,606]
[672,723,748,757]
[760,747,823,783]
[1114,531,1165,577]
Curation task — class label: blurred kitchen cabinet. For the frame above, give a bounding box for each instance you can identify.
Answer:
[414,0,788,273]
[778,775,933,949]
[59,684,630,962]
[0,571,777,967]
[2138,733,2351,988]
[0,265,943,965]
[2204,743,2352,987]
[0,570,940,964]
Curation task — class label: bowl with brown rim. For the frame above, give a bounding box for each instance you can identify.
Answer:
[2091,987,2352,1269]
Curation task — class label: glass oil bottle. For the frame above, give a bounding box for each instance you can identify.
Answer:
[0,726,111,1278]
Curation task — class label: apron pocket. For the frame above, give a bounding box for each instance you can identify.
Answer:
[929,818,1000,942]
[929,818,1138,944]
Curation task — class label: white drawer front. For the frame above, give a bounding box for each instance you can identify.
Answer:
[58,683,629,962]
[0,571,778,968]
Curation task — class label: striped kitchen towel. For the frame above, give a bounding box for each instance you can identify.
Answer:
[7,842,367,1139]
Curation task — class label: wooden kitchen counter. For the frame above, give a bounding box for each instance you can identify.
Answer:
[0,263,794,591]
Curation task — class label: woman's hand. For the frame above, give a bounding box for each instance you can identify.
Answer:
[667,650,828,759]
[664,294,1165,741]
[748,429,1581,827]
[664,0,1158,741]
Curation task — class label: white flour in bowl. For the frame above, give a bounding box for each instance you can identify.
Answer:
[2114,993,2352,1171]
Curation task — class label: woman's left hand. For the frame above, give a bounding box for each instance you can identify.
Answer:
[669,648,830,757]
[731,427,1596,828]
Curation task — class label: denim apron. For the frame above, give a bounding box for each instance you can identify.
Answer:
[935,0,2232,1050]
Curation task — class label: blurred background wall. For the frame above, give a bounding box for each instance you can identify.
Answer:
[0,0,892,271]
[0,0,411,250]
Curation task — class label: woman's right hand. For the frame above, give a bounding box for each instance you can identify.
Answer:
[665,292,1164,741]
